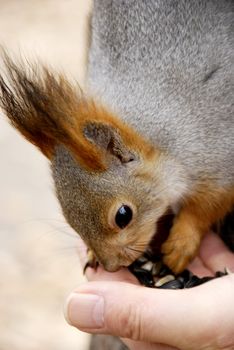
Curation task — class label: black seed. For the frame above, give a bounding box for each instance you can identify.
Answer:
[128,256,148,271]
[128,261,142,270]
[138,255,149,264]
[177,276,185,285]
[199,276,214,284]
[179,269,193,282]
[157,279,184,289]
[130,268,154,287]
[158,265,173,277]
[184,276,203,288]
[215,271,227,278]
[129,253,230,289]
[152,262,163,276]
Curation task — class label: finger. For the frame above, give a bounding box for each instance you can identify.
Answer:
[86,265,139,285]
[187,256,213,277]
[64,275,234,349]
[200,232,234,272]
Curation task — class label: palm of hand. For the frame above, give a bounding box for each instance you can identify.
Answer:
[80,232,234,350]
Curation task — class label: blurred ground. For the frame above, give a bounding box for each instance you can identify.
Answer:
[0,1,92,349]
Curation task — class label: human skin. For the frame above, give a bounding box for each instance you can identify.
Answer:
[64,232,234,350]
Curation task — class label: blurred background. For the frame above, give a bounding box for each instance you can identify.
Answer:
[0,1,92,349]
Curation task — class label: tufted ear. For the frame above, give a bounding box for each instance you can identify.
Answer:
[0,54,156,172]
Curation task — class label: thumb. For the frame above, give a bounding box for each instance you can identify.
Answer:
[64,277,234,349]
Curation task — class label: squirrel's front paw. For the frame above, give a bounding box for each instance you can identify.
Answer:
[83,248,99,274]
[161,222,201,274]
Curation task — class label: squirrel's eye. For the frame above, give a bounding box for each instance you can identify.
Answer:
[115,205,133,229]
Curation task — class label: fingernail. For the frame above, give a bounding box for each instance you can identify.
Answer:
[64,293,104,329]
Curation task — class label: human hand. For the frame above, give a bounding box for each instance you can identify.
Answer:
[64,232,234,350]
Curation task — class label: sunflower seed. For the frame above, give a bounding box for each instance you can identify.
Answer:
[158,265,172,277]
[155,274,175,287]
[141,261,154,272]
[128,253,231,290]
[184,276,202,288]
[152,261,163,276]
[137,255,149,265]
[157,279,184,289]
[199,276,214,284]
[179,269,193,282]
[131,268,154,287]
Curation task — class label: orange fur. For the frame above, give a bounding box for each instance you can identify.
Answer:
[162,182,234,273]
[63,99,157,171]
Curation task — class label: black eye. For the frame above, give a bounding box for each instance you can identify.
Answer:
[115,205,133,229]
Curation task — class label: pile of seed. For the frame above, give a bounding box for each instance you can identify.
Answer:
[128,252,230,289]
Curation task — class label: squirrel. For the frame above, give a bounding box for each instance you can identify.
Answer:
[0,0,233,275]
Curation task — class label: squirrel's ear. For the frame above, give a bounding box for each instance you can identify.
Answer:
[83,121,135,164]
[0,54,157,171]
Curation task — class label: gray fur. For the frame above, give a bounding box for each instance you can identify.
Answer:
[88,0,234,186]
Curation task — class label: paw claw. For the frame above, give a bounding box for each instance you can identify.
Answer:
[83,249,99,274]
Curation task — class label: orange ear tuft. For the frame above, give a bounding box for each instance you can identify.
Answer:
[0,55,157,171]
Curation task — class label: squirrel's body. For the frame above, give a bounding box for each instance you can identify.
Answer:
[88,0,234,186]
[1,0,234,273]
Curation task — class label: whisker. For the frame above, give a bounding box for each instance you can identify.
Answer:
[56,227,78,240]
[126,246,145,255]
[125,247,138,261]
[33,225,78,243]
[18,217,69,225]
[131,241,151,249]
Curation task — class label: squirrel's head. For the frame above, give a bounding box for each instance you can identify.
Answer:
[0,56,187,271]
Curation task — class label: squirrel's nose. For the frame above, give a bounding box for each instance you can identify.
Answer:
[103,263,121,272]
[101,256,132,272]
[101,258,122,272]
